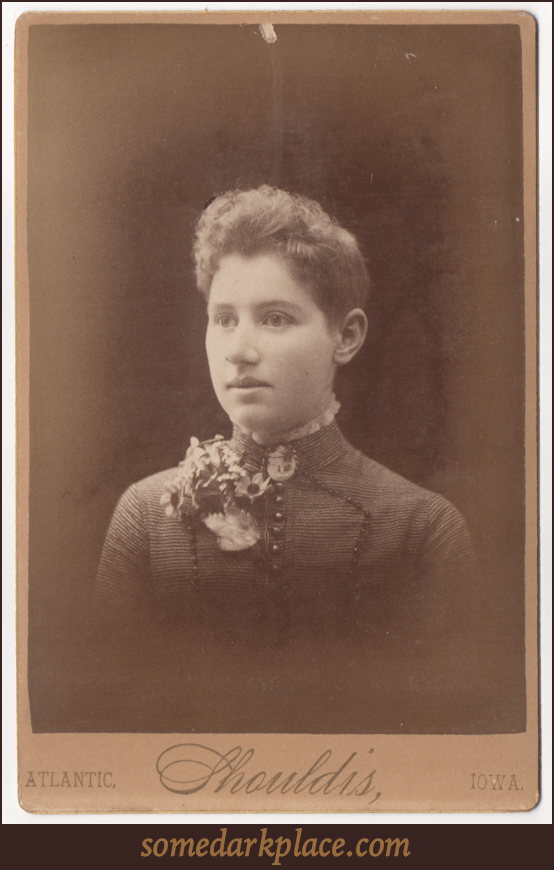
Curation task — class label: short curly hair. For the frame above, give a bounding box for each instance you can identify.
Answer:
[193,186,370,324]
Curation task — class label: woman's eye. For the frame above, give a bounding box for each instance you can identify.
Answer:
[264,313,289,327]
[216,314,234,328]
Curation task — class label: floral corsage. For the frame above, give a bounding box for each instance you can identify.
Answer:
[160,436,272,552]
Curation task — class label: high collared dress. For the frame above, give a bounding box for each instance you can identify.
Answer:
[91,422,500,734]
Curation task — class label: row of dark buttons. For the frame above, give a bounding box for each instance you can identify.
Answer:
[268,482,286,569]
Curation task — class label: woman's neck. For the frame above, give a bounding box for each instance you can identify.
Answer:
[235,397,341,446]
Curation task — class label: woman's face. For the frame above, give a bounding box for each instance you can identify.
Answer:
[206,252,341,439]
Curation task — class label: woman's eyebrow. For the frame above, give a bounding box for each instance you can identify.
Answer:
[208,300,304,316]
[254,300,303,314]
[208,302,237,314]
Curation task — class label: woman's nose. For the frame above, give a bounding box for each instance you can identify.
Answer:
[225,327,260,366]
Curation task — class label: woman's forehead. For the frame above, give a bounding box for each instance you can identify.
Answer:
[208,252,318,309]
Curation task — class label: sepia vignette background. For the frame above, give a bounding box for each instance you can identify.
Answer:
[26,22,526,733]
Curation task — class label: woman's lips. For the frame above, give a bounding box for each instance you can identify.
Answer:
[226,378,271,389]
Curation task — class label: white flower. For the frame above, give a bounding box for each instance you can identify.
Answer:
[234,472,273,500]
[203,506,261,551]
[160,483,181,517]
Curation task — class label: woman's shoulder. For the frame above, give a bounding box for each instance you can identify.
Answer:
[116,467,181,517]
[121,467,179,508]
[131,467,179,494]
[339,440,462,520]
[340,439,423,492]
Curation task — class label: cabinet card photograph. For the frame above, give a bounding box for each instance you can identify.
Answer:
[16,9,539,813]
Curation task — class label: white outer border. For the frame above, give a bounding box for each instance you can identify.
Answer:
[3,0,551,826]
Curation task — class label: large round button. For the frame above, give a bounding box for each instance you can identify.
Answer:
[271,543,281,554]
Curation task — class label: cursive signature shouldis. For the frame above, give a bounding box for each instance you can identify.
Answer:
[155,744,381,804]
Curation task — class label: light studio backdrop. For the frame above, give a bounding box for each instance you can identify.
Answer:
[26,23,525,733]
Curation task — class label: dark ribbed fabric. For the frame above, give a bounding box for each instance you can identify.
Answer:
[91,422,503,733]
[95,421,478,642]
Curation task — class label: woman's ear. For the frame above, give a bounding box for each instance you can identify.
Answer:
[333,308,368,366]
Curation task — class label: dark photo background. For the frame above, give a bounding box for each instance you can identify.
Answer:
[27,23,526,732]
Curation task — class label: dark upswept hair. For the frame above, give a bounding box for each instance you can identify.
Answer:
[193,186,370,324]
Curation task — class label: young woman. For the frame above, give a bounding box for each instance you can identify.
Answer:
[94,186,485,732]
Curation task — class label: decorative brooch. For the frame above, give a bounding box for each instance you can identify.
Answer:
[160,436,275,552]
